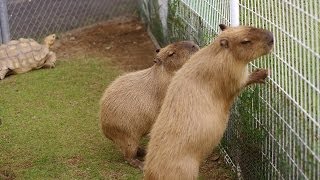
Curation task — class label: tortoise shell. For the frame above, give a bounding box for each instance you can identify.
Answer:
[0,38,49,70]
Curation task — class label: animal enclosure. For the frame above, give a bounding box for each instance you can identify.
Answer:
[142,0,319,179]
[0,0,138,41]
[0,0,319,179]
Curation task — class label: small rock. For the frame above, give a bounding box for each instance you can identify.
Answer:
[105,46,112,50]
[135,26,142,30]
[70,36,76,41]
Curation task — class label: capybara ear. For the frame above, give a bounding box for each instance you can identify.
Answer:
[220,38,229,48]
[219,24,228,31]
[168,51,175,57]
[156,49,161,53]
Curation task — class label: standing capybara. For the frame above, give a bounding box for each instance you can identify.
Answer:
[100,41,200,169]
[143,24,274,180]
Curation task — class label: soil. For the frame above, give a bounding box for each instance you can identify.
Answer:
[52,17,155,72]
[51,17,236,179]
[0,169,16,180]
[200,149,236,180]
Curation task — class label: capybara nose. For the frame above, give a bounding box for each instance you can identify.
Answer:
[266,31,274,46]
[193,44,200,51]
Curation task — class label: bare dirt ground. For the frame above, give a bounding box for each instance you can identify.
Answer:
[52,17,155,72]
[51,17,235,180]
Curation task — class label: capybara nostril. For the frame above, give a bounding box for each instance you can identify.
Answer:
[192,44,200,51]
[266,31,274,46]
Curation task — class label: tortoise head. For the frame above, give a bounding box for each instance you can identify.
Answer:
[43,34,57,48]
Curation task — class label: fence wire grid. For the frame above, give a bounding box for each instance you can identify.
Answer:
[1,0,319,179]
[159,0,320,179]
[5,0,138,39]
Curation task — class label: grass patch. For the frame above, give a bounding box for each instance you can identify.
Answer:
[0,57,142,179]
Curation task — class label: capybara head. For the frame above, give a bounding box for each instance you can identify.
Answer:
[153,41,200,71]
[217,24,274,62]
[43,34,57,48]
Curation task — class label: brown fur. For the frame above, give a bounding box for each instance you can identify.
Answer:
[143,25,274,180]
[99,41,199,169]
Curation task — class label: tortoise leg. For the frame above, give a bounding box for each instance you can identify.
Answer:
[0,69,9,80]
[43,52,56,68]
[13,67,32,74]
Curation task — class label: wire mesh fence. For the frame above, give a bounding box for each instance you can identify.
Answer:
[5,0,138,40]
[143,0,320,179]
[166,0,230,47]
[238,0,320,179]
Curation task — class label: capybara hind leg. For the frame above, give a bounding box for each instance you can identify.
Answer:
[144,159,198,180]
[118,138,144,170]
[124,143,144,170]
[136,147,146,160]
[169,163,198,180]
[144,169,197,180]
[125,157,144,170]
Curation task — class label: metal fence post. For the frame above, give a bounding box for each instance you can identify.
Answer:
[0,19,2,43]
[0,0,10,43]
[158,0,168,41]
[230,0,239,26]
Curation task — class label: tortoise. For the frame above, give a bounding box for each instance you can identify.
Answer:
[0,34,57,80]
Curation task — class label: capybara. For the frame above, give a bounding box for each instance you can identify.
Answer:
[100,41,200,169]
[143,24,274,180]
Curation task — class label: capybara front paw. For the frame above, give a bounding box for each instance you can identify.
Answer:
[250,68,269,84]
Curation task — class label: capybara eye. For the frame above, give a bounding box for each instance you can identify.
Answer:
[156,49,160,53]
[241,39,251,44]
[168,51,175,57]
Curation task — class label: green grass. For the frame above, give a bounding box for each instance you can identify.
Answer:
[0,57,142,179]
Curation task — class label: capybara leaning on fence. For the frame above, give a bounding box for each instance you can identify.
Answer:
[100,41,200,169]
[143,24,274,180]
